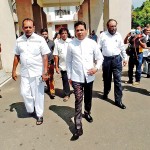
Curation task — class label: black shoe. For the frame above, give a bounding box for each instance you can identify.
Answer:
[71,128,83,141]
[125,80,133,84]
[50,94,55,99]
[103,94,108,100]
[147,74,150,78]
[84,112,93,123]
[0,95,2,98]
[115,101,126,109]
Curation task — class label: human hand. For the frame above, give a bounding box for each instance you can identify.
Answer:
[123,60,127,66]
[42,73,49,82]
[87,68,98,75]
[55,67,60,74]
[12,71,17,81]
[68,79,72,86]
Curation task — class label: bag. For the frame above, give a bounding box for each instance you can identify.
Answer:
[126,44,132,56]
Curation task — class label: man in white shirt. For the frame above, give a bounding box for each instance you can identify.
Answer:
[53,28,72,102]
[66,21,103,140]
[98,19,127,109]
[12,18,50,125]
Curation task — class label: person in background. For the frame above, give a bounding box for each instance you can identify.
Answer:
[41,28,55,99]
[12,18,50,125]
[124,25,147,85]
[98,19,127,109]
[53,32,60,44]
[90,30,98,42]
[66,21,103,140]
[142,27,150,76]
[53,28,72,102]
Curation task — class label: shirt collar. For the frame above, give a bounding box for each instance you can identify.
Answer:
[60,38,70,43]
[106,30,118,36]
[22,32,35,40]
[75,37,88,43]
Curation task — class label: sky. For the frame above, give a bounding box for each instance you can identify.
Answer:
[132,0,146,8]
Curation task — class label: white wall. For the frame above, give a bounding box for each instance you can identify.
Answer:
[109,0,132,39]
[0,0,16,72]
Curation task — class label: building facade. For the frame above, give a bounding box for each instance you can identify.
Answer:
[44,6,78,39]
[0,0,132,73]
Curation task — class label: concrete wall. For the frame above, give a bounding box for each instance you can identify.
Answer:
[90,0,103,36]
[79,0,131,39]
[78,0,89,33]
[107,0,132,38]
[16,0,33,32]
[0,0,16,72]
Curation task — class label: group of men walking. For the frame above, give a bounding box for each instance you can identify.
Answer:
[12,17,142,140]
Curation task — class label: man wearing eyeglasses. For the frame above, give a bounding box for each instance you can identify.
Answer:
[12,18,50,125]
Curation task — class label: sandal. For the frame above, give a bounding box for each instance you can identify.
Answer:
[36,117,43,125]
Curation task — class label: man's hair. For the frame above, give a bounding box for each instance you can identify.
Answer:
[22,18,35,27]
[107,19,117,27]
[59,27,69,35]
[41,28,48,34]
[74,21,86,30]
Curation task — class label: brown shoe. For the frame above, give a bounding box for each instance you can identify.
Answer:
[63,96,69,102]
[36,117,43,125]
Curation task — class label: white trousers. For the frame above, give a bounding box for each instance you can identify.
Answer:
[20,76,44,117]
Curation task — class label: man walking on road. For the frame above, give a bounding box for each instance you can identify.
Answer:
[66,21,103,140]
[12,18,50,125]
[41,28,55,99]
[98,19,127,109]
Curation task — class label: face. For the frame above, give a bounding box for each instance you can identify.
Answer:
[136,26,142,31]
[107,21,117,35]
[75,25,87,40]
[146,28,150,35]
[41,31,48,40]
[56,34,60,39]
[60,31,68,41]
[22,20,35,37]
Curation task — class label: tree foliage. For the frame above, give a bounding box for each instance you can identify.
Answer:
[132,0,150,28]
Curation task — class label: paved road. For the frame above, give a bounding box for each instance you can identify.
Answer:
[0,69,150,150]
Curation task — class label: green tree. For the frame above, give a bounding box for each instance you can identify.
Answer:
[132,0,150,28]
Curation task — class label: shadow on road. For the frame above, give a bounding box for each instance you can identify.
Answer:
[49,105,75,134]
[9,102,34,118]
[93,90,116,106]
[123,85,150,96]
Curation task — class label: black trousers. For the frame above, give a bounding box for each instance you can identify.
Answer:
[72,81,93,129]
[61,71,70,96]
[103,55,122,102]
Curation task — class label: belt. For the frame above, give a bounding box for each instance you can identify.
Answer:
[104,55,120,59]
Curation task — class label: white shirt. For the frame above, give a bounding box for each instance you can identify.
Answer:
[66,37,104,83]
[53,38,72,71]
[14,33,50,77]
[98,31,127,60]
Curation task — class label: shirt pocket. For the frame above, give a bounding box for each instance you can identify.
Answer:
[30,44,41,56]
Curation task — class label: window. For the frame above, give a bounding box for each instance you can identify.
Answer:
[55,6,70,16]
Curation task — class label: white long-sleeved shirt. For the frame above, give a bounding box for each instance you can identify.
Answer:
[53,38,72,71]
[66,37,104,83]
[14,33,50,77]
[98,31,127,60]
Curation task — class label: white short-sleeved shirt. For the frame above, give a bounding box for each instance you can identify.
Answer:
[14,33,50,77]
[66,37,104,83]
[98,31,127,60]
[53,38,72,71]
